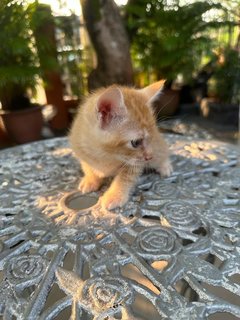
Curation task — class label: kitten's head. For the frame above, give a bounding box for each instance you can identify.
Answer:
[95,82,164,166]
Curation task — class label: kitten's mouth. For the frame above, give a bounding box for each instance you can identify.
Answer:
[126,159,143,167]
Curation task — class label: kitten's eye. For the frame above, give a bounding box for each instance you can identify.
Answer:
[131,139,143,148]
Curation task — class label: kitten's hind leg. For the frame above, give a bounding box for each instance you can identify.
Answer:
[78,161,103,193]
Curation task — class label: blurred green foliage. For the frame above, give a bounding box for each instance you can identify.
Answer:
[125,0,238,84]
[1,0,239,107]
[211,48,240,103]
[0,0,58,110]
[0,0,39,108]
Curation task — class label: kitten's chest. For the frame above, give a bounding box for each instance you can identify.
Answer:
[92,163,120,178]
[80,148,120,177]
[78,132,122,177]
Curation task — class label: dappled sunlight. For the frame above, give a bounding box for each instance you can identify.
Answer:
[11,132,238,233]
[170,139,239,166]
[34,0,81,15]
[51,147,73,157]
[36,0,128,16]
[35,189,133,227]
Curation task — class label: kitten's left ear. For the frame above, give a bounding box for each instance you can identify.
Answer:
[140,80,166,107]
[96,86,127,129]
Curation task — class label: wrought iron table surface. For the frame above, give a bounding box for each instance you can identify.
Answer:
[0,133,239,320]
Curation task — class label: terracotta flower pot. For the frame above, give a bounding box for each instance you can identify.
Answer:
[0,104,44,144]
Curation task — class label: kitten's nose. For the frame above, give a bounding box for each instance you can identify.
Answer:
[144,154,153,161]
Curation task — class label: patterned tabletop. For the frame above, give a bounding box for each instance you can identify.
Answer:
[0,134,239,320]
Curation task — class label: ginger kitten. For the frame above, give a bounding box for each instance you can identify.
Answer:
[69,81,172,210]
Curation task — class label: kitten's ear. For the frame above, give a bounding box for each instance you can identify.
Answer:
[140,80,166,107]
[96,86,127,129]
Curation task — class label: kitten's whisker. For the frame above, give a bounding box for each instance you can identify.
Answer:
[118,161,130,174]
[157,113,190,124]
[118,161,140,179]
[153,94,177,119]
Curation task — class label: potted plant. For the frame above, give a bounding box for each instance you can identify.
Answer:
[211,48,240,104]
[0,0,44,144]
[200,48,240,126]
[125,0,227,119]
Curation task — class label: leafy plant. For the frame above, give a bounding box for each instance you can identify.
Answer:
[126,0,232,82]
[211,48,240,103]
[0,0,41,110]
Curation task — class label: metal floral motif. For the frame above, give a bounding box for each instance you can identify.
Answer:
[6,255,48,288]
[0,134,239,319]
[55,268,134,319]
[135,226,179,259]
[161,201,202,232]
[82,276,133,310]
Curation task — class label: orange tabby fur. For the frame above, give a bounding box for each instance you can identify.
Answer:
[69,82,172,210]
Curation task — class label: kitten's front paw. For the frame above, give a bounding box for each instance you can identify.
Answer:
[158,161,173,177]
[100,190,128,210]
[78,177,101,194]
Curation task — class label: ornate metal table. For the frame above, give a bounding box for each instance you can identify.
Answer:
[0,133,239,320]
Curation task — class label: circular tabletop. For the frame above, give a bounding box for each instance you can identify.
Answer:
[0,135,239,319]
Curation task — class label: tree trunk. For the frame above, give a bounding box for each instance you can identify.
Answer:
[80,0,133,90]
